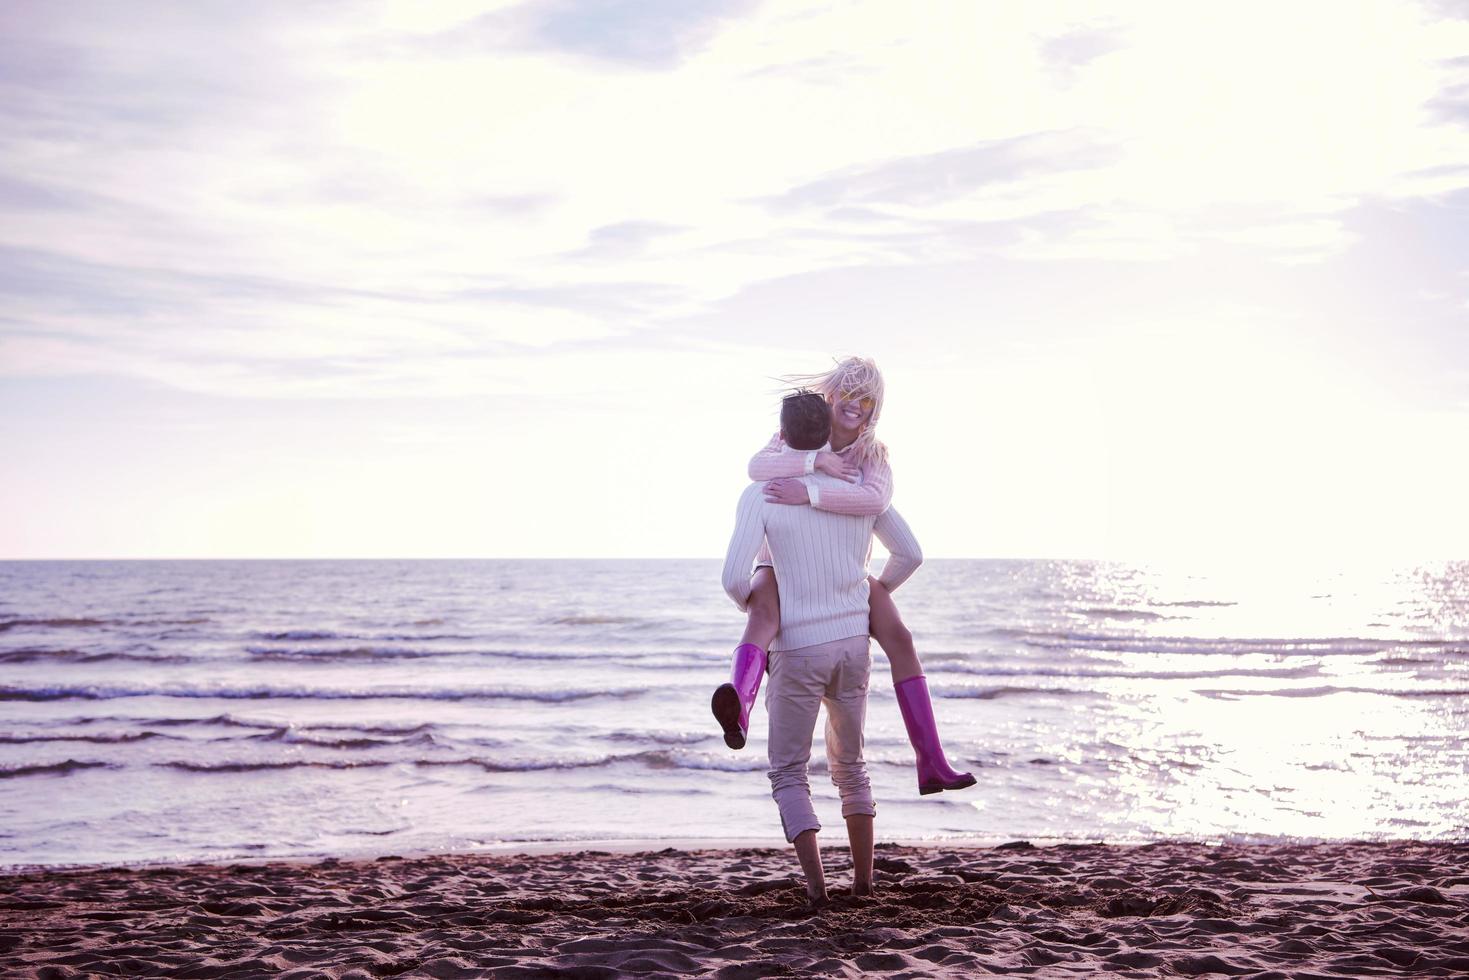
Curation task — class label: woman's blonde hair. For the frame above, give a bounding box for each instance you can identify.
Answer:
[780,356,888,467]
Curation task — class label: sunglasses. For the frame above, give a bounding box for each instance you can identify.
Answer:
[833,390,874,412]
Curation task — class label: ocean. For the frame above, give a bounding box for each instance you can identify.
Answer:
[1,558,1465,869]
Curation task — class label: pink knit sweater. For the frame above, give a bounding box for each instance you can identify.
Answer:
[745,434,919,594]
[747,433,893,516]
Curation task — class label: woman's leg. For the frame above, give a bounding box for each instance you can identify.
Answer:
[868,578,975,795]
[712,567,780,750]
[741,566,780,650]
[867,577,921,684]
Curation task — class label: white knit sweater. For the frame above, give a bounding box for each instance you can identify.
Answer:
[721,476,923,652]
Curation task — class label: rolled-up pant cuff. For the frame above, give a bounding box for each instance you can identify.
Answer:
[779,812,821,843]
[840,800,876,819]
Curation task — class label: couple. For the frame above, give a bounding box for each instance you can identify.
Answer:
[715,357,972,906]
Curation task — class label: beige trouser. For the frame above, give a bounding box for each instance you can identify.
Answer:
[765,634,876,843]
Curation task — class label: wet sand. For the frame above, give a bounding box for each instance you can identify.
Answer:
[3,840,1467,977]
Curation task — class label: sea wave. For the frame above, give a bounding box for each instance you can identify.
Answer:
[0,684,648,703]
[121,617,214,627]
[937,685,1101,700]
[1080,608,1174,621]
[135,747,763,776]
[305,721,437,736]
[603,730,710,746]
[134,715,440,737]
[985,629,1460,657]
[0,616,211,631]
[416,748,765,773]
[159,760,393,773]
[248,630,476,643]
[243,645,617,663]
[245,645,447,661]
[144,713,297,730]
[929,663,1324,682]
[0,760,114,779]
[1196,685,1469,700]
[0,649,195,665]
[243,729,442,750]
[0,618,111,631]
[546,615,645,626]
[0,731,177,745]
[250,629,342,641]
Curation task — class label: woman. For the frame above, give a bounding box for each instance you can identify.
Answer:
[712,357,974,796]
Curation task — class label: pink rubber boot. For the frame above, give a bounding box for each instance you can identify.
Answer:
[711,643,767,750]
[894,675,976,795]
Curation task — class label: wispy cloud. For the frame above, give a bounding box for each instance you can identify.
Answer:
[485,0,762,68]
[1427,54,1469,126]
[764,130,1117,212]
[572,220,689,259]
[1038,25,1126,74]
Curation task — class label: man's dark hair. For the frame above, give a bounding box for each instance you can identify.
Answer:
[780,390,830,451]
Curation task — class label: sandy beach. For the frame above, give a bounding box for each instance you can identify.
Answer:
[3,840,1467,977]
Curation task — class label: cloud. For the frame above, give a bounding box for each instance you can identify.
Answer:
[763,130,1117,213]
[1038,26,1125,73]
[738,52,877,85]
[1000,210,1191,263]
[522,0,759,67]
[453,278,686,322]
[444,0,761,69]
[1419,0,1469,20]
[1427,55,1469,126]
[0,243,370,317]
[573,220,688,259]
[0,4,320,142]
[0,174,96,212]
[465,192,561,216]
[0,243,637,399]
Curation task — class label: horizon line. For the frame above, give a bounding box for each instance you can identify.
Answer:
[2,555,1464,564]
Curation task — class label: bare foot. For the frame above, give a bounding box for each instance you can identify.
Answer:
[807,888,831,909]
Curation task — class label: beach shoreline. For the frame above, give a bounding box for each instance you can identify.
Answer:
[4,839,1465,978]
[8,831,1430,877]
[0,837,1037,877]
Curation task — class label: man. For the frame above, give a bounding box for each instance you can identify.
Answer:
[719,391,922,906]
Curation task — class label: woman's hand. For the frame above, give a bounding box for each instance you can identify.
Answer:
[815,451,859,482]
[763,479,811,505]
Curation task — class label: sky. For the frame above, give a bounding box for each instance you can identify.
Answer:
[2,0,1468,562]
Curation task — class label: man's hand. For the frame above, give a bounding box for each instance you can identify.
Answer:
[815,451,859,482]
[764,479,811,505]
